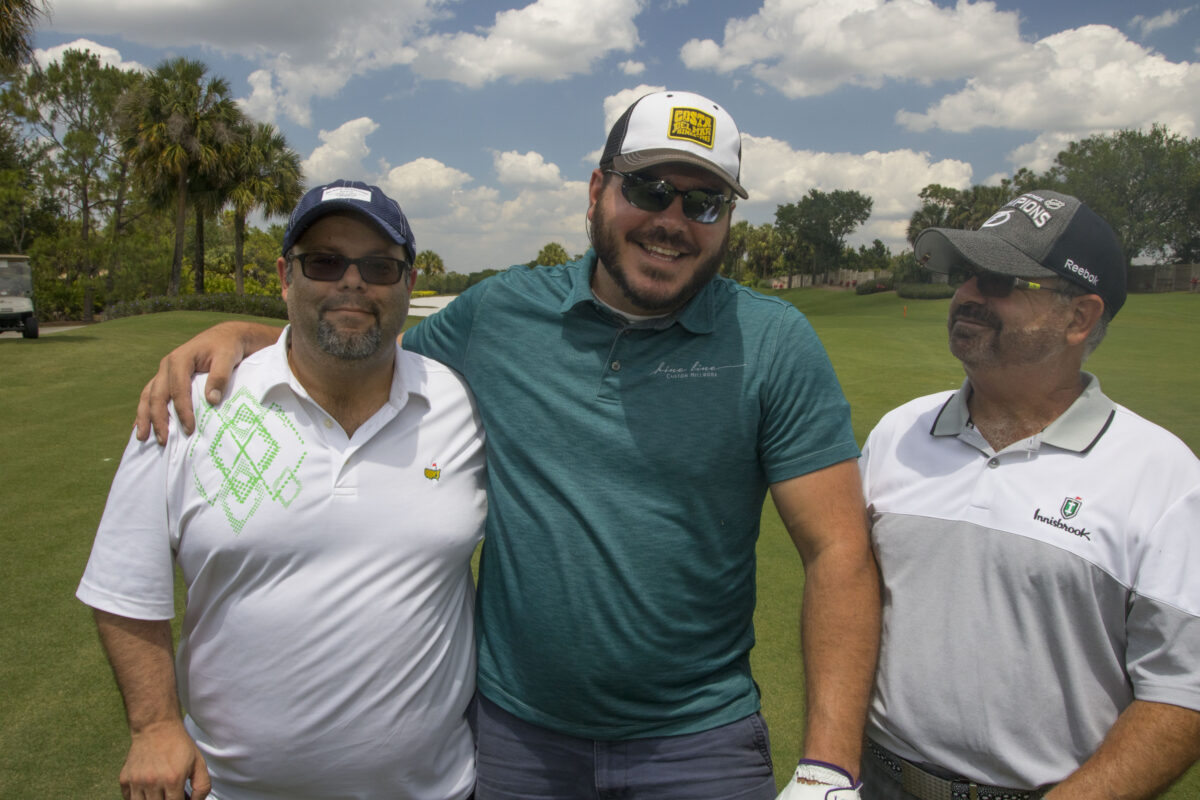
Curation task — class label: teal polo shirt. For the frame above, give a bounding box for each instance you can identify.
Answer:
[404,250,858,739]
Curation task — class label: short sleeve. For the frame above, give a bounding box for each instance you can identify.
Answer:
[1126,485,1200,711]
[402,280,490,373]
[758,307,859,484]
[76,428,177,620]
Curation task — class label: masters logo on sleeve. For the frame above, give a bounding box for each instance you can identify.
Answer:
[668,107,715,149]
[424,461,441,481]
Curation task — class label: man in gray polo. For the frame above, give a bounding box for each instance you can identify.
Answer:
[859,190,1200,799]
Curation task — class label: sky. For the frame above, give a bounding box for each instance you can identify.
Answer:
[31,0,1200,274]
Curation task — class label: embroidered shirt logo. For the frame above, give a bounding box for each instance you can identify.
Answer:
[1060,496,1082,519]
[190,387,308,534]
[668,107,715,149]
[650,360,746,380]
[1032,505,1091,540]
[424,461,441,481]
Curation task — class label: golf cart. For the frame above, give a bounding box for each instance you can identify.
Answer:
[0,254,37,338]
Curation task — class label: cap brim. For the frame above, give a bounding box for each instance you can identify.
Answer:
[612,150,748,199]
[914,227,1058,280]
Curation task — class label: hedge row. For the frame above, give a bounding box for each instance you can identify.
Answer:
[105,293,288,321]
[855,275,895,295]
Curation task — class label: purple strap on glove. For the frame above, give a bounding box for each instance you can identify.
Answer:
[774,759,863,800]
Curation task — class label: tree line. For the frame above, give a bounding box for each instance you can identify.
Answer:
[3,12,1197,320]
[717,126,1200,289]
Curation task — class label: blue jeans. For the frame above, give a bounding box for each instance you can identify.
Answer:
[473,695,778,800]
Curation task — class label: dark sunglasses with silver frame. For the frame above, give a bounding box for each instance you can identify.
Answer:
[605,169,735,224]
[288,251,410,285]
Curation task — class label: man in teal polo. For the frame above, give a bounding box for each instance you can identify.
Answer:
[136,91,880,800]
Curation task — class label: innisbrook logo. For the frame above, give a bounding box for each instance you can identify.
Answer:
[1032,495,1090,540]
[1061,496,1082,519]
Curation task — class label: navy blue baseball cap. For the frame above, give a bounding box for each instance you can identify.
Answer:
[282,179,416,262]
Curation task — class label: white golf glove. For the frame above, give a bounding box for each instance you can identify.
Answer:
[775,759,862,800]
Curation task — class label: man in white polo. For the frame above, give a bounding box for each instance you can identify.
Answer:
[78,180,486,800]
[859,190,1200,799]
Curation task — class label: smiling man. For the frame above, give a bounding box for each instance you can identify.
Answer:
[859,191,1200,799]
[136,92,881,800]
[79,181,486,800]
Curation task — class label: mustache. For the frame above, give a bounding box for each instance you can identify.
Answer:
[950,302,1000,328]
[319,296,378,317]
[638,226,693,253]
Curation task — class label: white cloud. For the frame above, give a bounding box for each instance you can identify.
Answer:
[406,179,591,272]
[45,0,429,56]
[301,151,584,270]
[680,0,1024,97]
[619,60,646,75]
[33,38,146,72]
[379,158,476,218]
[301,117,381,185]
[238,70,280,124]
[680,0,1200,164]
[47,0,434,127]
[602,83,666,131]
[408,0,642,87]
[897,25,1200,138]
[737,133,974,250]
[1005,131,1079,174]
[493,151,564,187]
[1130,7,1196,38]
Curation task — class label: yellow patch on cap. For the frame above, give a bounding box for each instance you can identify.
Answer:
[668,107,715,149]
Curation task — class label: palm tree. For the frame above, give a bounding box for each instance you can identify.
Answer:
[948,185,1012,230]
[0,0,49,71]
[905,203,948,247]
[189,167,234,294]
[227,121,303,295]
[119,57,242,295]
[415,250,445,277]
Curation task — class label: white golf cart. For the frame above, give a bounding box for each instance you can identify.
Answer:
[0,254,38,338]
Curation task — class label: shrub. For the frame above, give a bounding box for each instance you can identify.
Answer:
[896,282,956,300]
[105,293,288,321]
[856,275,895,295]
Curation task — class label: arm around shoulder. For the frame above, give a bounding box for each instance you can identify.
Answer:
[136,320,284,445]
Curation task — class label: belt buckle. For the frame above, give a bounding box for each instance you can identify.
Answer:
[968,785,979,800]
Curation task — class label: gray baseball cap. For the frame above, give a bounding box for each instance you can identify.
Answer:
[914,189,1127,316]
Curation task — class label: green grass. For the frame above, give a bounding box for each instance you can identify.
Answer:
[1,297,1196,797]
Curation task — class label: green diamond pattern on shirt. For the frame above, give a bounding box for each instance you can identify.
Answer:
[190,387,308,533]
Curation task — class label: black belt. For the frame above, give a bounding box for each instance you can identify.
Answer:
[866,738,1050,800]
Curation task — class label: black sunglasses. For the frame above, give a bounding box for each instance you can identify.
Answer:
[951,266,1062,299]
[606,169,734,224]
[289,252,410,285]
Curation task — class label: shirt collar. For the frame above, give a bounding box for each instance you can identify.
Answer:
[931,372,1115,454]
[248,325,428,412]
[559,248,716,334]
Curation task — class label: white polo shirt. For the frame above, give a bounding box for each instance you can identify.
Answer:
[860,374,1200,790]
[78,330,487,800]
